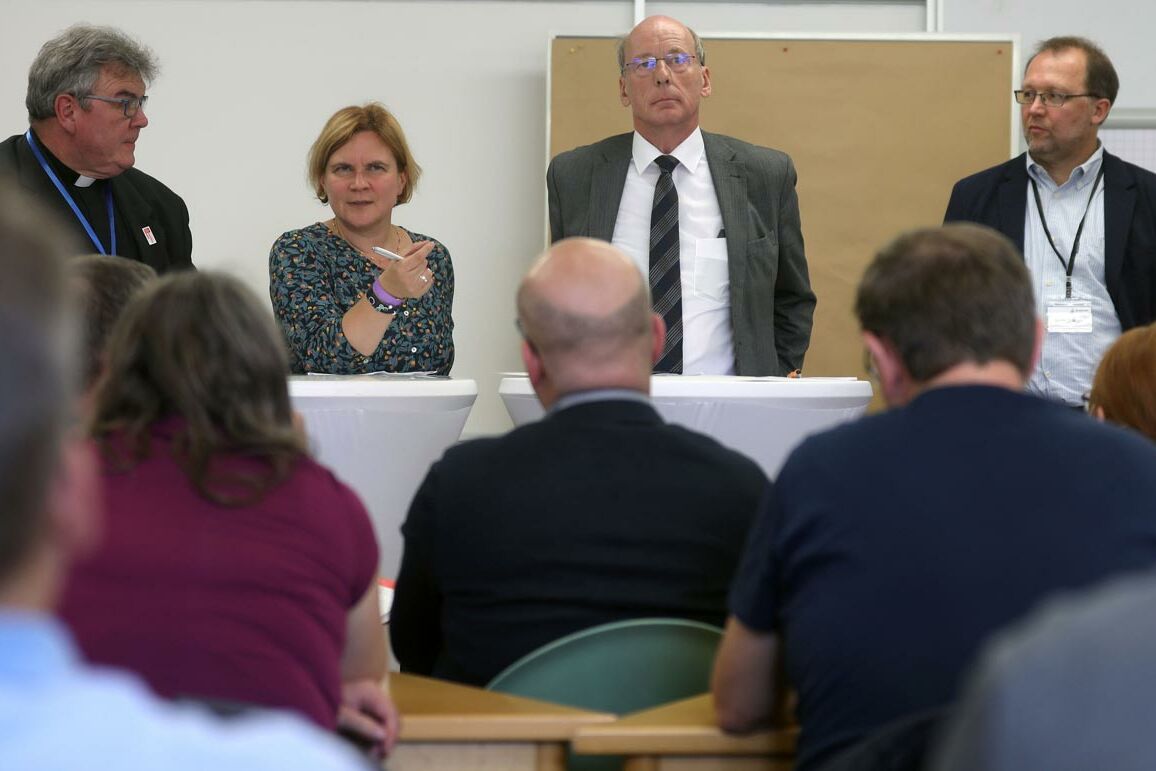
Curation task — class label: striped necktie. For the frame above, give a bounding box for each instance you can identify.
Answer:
[650,154,683,374]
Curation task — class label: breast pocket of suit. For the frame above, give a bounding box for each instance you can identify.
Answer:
[744,234,778,289]
[694,237,730,305]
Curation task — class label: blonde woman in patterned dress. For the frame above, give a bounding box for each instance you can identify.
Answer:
[270,103,454,374]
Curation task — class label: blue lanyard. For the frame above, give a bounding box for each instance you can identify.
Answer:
[24,129,117,256]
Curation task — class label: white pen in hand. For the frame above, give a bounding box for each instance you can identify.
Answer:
[372,246,404,262]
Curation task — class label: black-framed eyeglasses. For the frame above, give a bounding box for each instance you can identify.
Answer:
[81,93,149,118]
[1013,89,1099,108]
[623,52,697,77]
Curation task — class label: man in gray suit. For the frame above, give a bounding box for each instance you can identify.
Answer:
[547,15,815,376]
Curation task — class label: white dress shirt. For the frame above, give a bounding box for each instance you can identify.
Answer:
[1024,145,1120,406]
[611,129,733,375]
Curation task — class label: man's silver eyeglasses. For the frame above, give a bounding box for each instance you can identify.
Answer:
[82,94,149,118]
[1013,89,1098,108]
[623,52,698,77]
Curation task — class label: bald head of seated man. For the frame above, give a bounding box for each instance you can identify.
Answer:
[516,237,664,406]
[390,237,769,686]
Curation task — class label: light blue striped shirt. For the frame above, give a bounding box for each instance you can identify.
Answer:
[1024,145,1120,406]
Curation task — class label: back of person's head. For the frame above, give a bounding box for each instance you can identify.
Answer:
[72,255,156,388]
[1088,322,1156,441]
[91,271,305,505]
[856,223,1036,382]
[26,24,158,122]
[0,186,78,584]
[516,238,656,398]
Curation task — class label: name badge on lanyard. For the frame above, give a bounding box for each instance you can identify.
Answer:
[1031,163,1103,337]
[24,129,117,255]
[1046,298,1094,334]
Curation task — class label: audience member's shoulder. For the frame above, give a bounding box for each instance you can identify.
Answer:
[293,454,372,508]
[19,664,367,771]
[155,707,370,771]
[1007,570,1156,663]
[786,404,897,462]
[659,421,768,483]
[1054,403,1156,459]
[434,430,511,469]
[933,571,1156,771]
[960,570,1156,721]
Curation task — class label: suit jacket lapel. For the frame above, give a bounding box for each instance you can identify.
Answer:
[997,155,1028,254]
[703,132,747,263]
[589,139,631,241]
[1102,151,1134,296]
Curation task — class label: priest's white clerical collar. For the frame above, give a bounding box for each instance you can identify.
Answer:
[74,175,96,188]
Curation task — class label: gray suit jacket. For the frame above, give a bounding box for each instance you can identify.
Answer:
[546,131,815,376]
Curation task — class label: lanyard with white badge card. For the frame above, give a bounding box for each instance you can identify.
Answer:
[1031,164,1104,335]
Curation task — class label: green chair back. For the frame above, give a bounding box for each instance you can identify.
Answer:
[486,617,723,714]
[486,618,724,771]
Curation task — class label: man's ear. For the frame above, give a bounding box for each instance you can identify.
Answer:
[863,331,911,407]
[1090,97,1112,127]
[650,312,666,366]
[522,338,544,388]
[619,76,631,107]
[700,65,712,98]
[54,93,79,133]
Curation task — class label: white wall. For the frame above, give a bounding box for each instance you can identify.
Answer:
[1,0,925,437]
[942,0,1156,110]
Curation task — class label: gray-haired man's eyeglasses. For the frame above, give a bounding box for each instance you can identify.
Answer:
[82,94,149,118]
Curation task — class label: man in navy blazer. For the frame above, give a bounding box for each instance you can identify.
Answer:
[390,238,767,686]
[547,16,815,377]
[944,36,1156,406]
[0,25,192,273]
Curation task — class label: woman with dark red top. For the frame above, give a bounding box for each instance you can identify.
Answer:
[59,271,397,757]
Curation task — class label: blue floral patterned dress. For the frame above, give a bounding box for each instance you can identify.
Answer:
[269,222,454,374]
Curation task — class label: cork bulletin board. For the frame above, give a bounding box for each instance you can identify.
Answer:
[550,35,1018,383]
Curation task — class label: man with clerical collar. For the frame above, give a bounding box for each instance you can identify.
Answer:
[547,15,815,377]
[945,36,1156,408]
[0,24,193,273]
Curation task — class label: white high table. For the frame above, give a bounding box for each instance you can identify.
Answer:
[289,375,477,576]
[499,375,873,479]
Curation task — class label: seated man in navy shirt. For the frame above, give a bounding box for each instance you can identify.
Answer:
[712,223,1156,770]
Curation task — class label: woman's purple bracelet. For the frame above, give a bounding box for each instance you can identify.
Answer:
[371,279,403,307]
